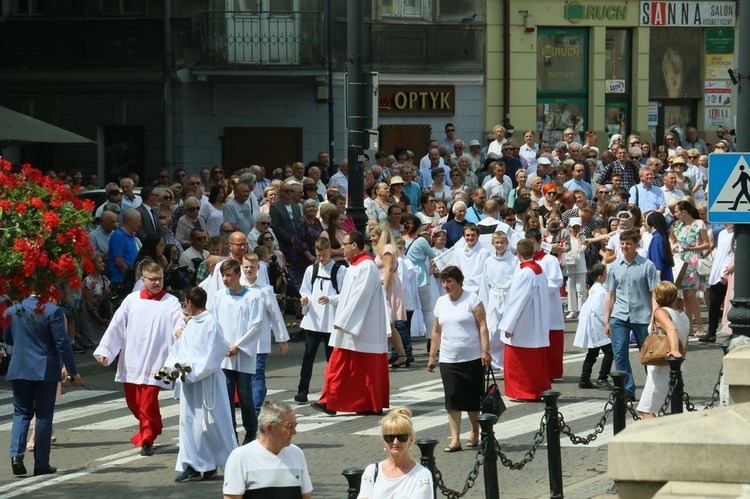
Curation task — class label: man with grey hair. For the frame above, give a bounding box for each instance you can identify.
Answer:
[458,153,478,191]
[224,178,257,235]
[120,177,141,212]
[450,139,465,163]
[306,165,326,200]
[95,183,121,219]
[89,210,118,263]
[223,400,312,499]
[247,213,278,251]
[250,164,270,201]
[285,161,306,184]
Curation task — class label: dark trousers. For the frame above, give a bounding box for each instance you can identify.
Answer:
[297,329,333,394]
[580,344,614,382]
[10,380,57,468]
[708,282,728,337]
[393,310,414,360]
[222,369,256,443]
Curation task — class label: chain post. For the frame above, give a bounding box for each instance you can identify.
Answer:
[542,390,563,499]
[610,371,628,435]
[416,437,439,498]
[342,467,364,499]
[478,414,500,499]
[667,356,685,415]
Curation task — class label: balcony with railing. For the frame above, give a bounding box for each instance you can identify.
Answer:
[196,10,325,67]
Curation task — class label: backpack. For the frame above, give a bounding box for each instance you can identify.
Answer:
[311,261,344,293]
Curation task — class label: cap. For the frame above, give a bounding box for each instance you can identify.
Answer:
[469,139,481,147]
[389,176,404,185]
[538,157,552,166]
[569,217,582,227]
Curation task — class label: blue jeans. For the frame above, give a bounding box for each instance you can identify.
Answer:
[609,318,649,396]
[252,353,267,416]
[394,311,414,360]
[297,329,333,394]
[222,369,256,443]
[10,380,57,467]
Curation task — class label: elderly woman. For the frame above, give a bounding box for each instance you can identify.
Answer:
[200,184,226,237]
[427,266,491,453]
[247,213,274,251]
[259,185,278,213]
[429,167,450,203]
[357,407,433,498]
[442,201,469,248]
[637,281,689,418]
[292,199,324,275]
[175,196,207,248]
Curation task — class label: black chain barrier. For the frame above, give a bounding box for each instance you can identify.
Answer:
[657,378,676,417]
[625,400,643,421]
[558,391,615,445]
[433,439,485,498]
[494,412,548,470]
[683,364,723,411]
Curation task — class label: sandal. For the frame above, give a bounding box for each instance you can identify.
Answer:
[390,355,409,369]
[466,440,479,448]
[444,444,462,453]
[27,442,34,452]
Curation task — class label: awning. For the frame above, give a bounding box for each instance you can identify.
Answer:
[0,105,94,146]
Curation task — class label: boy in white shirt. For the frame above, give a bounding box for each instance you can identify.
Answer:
[573,264,613,389]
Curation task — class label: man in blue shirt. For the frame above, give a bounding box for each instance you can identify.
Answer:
[563,162,593,200]
[629,166,667,214]
[109,209,141,294]
[604,228,660,400]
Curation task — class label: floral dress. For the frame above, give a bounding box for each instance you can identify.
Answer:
[673,219,706,290]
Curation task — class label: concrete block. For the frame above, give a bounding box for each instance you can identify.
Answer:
[655,481,749,498]
[724,348,750,386]
[609,402,750,499]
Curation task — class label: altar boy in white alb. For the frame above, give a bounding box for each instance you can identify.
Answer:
[167,287,237,482]
[498,239,551,401]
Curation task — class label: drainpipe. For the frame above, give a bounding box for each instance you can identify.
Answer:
[502,0,511,132]
[164,0,174,175]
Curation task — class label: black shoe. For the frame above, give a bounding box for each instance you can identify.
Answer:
[595,379,614,390]
[33,465,57,476]
[294,391,308,403]
[202,468,218,481]
[578,380,596,389]
[140,443,154,456]
[11,457,26,476]
[310,402,336,415]
[698,335,716,343]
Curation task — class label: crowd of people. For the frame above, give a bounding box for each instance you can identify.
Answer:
[5,121,738,496]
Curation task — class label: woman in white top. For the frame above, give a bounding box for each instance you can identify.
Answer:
[637,281,690,418]
[357,407,433,499]
[563,217,588,319]
[427,266,491,453]
[200,184,226,237]
[428,168,450,203]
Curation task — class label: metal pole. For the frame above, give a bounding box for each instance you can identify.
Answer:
[610,371,628,435]
[326,0,335,167]
[415,438,439,498]
[163,0,174,176]
[478,413,501,499]
[667,356,685,415]
[345,0,368,234]
[342,467,364,499]
[727,0,750,340]
[542,390,563,499]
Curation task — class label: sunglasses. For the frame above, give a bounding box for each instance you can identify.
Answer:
[383,434,409,443]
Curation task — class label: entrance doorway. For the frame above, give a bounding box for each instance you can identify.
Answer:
[378,124,432,159]
[222,127,303,173]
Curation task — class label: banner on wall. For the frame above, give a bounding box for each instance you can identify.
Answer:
[705,107,731,128]
[640,2,736,27]
[705,53,734,80]
[704,80,731,106]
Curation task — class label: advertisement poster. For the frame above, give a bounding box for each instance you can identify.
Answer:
[705,54,734,80]
[705,107,731,128]
[704,80,731,106]
[649,28,701,98]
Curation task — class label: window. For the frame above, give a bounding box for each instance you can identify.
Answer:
[536,28,588,143]
[604,29,632,139]
[11,0,45,16]
[380,0,425,18]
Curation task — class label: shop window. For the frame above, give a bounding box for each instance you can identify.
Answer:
[537,28,588,144]
[604,29,631,139]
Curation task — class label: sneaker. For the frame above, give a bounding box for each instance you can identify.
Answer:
[578,380,596,389]
[201,469,218,481]
[595,379,614,390]
[140,443,154,456]
[175,466,200,482]
[294,391,308,403]
[566,311,577,320]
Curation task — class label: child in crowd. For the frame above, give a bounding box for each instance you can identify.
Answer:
[573,264,613,389]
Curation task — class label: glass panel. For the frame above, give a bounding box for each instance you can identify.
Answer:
[605,29,630,84]
[604,101,628,138]
[403,0,420,16]
[537,28,588,93]
[381,0,398,17]
[537,99,586,144]
[268,0,293,12]
[233,0,261,12]
[649,28,702,98]
[663,103,694,143]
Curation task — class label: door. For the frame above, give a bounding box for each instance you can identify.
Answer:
[378,124,432,159]
[227,0,299,64]
[222,127,303,174]
[655,100,696,145]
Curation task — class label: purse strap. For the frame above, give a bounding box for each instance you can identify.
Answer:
[650,307,663,334]
[485,364,497,388]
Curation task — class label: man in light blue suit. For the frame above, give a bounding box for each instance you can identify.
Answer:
[4,297,82,476]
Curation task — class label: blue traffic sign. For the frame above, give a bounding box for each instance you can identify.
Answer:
[708,153,750,223]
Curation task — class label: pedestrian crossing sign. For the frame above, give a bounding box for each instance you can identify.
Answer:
[708,153,750,223]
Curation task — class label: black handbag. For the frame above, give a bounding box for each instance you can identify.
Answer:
[480,365,506,418]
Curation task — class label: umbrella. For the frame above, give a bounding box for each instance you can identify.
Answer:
[0,105,94,146]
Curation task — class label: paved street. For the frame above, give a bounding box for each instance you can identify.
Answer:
[0,319,727,499]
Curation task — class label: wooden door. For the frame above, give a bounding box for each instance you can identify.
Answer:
[378,124,432,158]
[222,127,303,174]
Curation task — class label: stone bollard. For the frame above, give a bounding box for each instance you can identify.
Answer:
[610,371,629,435]
[478,413,500,499]
[342,467,364,499]
[542,390,563,499]
[416,438,439,497]
[667,356,685,415]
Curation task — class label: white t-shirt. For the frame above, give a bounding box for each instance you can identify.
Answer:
[357,461,433,499]
[223,440,313,498]
[434,291,483,363]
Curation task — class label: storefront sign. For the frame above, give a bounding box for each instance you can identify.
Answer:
[648,102,659,126]
[705,53,734,80]
[565,1,628,23]
[640,2,736,27]
[705,107,731,128]
[706,27,734,54]
[605,80,626,93]
[378,85,455,116]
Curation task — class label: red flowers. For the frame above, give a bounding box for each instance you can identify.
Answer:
[0,161,93,327]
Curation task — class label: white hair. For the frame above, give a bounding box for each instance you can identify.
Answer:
[452,200,467,213]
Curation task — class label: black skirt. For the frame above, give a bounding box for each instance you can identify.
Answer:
[439,359,483,412]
